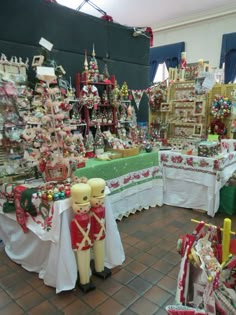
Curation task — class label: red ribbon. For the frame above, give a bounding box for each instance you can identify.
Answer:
[145,27,153,47]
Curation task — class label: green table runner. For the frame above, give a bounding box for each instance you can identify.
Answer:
[74,151,159,180]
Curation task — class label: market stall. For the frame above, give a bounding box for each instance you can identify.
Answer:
[0,195,125,293]
[160,150,236,217]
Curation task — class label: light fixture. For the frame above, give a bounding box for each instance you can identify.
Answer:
[77,0,107,16]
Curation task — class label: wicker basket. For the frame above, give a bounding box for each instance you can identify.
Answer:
[112,146,140,158]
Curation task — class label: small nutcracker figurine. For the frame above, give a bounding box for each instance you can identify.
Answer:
[87,178,111,279]
[180,52,187,69]
[70,183,95,293]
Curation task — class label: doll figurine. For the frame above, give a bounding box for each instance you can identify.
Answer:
[70,183,95,292]
[87,178,111,279]
[180,52,187,69]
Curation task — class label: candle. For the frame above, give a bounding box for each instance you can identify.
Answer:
[222,218,231,263]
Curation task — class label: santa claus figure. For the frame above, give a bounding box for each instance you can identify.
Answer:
[87,178,111,279]
[70,183,95,292]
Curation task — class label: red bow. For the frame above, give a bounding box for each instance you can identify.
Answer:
[145,27,153,47]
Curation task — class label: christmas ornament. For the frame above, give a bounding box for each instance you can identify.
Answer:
[211,96,232,119]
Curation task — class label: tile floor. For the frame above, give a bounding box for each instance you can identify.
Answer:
[0,205,234,315]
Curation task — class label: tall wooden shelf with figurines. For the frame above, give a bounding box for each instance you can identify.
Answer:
[168,80,208,139]
[147,81,169,143]
[116,81,137,140]
[75,47,118,139]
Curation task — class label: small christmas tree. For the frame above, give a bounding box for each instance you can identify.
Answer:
[120,81,129,100]
[94,124,104,154]
[88,45,99,83]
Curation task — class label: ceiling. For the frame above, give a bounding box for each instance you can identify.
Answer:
[56,0,236,31]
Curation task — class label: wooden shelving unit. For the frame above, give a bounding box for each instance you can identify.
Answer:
[75,72,118,135]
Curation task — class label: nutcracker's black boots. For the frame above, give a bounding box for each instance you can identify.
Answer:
[76,273,96,293]
[90,259,112,279]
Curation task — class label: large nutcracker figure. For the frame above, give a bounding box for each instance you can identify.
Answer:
[70,183,95,292]
[87,178,111,279]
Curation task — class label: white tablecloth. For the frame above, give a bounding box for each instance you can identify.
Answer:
[160,151,236,217]
[0,197,125,293]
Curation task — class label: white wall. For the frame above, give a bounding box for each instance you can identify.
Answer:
[153,13,236,68]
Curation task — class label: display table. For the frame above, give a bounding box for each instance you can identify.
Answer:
[74,151,163,220]
[160,151,236,217]
[0,196,125,293]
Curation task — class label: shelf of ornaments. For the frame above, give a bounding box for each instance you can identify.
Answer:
[75,73,118,135]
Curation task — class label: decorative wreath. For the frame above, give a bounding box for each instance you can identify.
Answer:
[211,96,232,119]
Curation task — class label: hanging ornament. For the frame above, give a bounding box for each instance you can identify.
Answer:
[110,81,121,108]
[211,96,232,119]
[131,90,143,110]
[120,81,129,100]
[79,85,101,109]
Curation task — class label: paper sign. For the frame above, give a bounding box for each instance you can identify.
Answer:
[208,134,218,142]
[202,73,216,90]
[232,102,236,115]
[37,66,55,76]
[39,37,53,51]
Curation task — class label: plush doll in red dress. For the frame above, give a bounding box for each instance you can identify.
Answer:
[87,178,111,279]
[70,183,95,292]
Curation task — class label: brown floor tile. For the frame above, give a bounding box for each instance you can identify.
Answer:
[63,299,92,315]
[127,276,152,295]
[136,252,157,266]
[0,289,12,308]
[81,288,108,308]
[50,290,77,310]
[0,273,25,290]
[120,309,137,315]
[0,264,14,278]
[25,275,44,288]
[0,301,24,315]
[139,267,164,284]
[27,300,62,315]
[112,268,136,284]
[147,246,169,258]
[162,251,180,266]
[130,296,159,315]
[16,290,44,311]
[112,286,139,307]
[96,297,125,315]
[35,283,57,299]
[134,240,153,251]
[123,236,140,246]
[122,255,133,267]
[97,277,123,296]
[124,246,140,258]
[157,276,177,294]
[152,259,174,274]
[6,282,32,300]
[125,261,148,275]
[154,307,168,315]
[168,265,180,280]
[144,285,172,306]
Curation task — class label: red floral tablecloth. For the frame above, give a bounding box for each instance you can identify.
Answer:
[160,151,236,216]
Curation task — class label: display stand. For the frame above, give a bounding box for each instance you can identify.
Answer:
[75,72,117,135]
